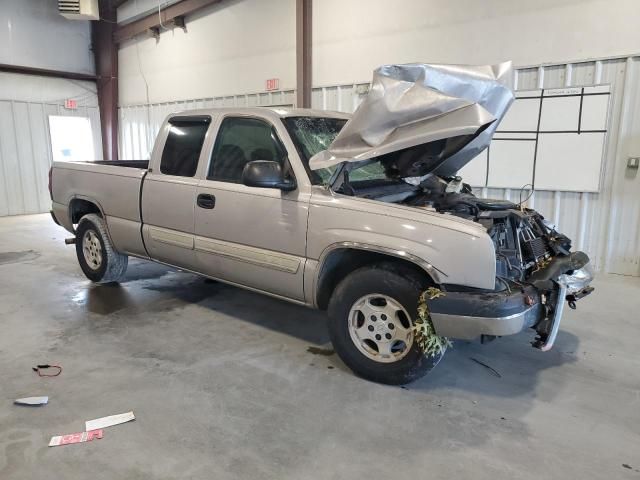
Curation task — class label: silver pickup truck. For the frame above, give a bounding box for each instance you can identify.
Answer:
[50,64,594,384]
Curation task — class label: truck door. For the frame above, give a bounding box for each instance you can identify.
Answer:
[194,115,309,301]
[141,115,211,270]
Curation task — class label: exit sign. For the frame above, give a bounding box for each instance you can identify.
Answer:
[265,78,280,91]
[64,99,78,110]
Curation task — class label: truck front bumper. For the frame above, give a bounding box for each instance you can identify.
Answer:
[429,252,594,350]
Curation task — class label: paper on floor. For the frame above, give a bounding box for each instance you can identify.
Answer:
[85,411,135,431]
[49,429,103,447]
[14,396,48,406]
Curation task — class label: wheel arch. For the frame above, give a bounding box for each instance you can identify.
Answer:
[314,243,443,310]
[68,196,105,227]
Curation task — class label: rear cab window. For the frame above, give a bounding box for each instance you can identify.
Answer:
[160,116,211,177]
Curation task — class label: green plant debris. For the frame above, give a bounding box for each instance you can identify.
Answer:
[414,288,452,357]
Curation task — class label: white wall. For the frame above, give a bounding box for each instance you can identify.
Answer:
[313,0,640,85]
[0,0,94,74]
[0,73,98,105]
[0,0,99,217]
[117,0,182,24]
[118,0,296,105]
[118,0,640,106]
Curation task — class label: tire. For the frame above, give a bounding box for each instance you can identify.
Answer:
[75,214,128,283]
[327,263,445,385]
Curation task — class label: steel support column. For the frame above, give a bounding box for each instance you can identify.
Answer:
[296,0,312,108]
[93,1,119,160]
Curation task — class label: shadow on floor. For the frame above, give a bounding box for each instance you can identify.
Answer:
[408,329,580,398]
[74,258,579,397]
[73,260,329,345]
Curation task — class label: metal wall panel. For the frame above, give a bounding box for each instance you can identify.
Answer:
[118,56,640,275]
[0,99,102,217]
[118,90,296,160]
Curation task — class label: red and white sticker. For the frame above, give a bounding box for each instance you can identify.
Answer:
[48,429,103,447]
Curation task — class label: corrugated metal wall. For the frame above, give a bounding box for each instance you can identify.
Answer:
[119,55,640,275]
[118,90,296,159]
[0,100,102,216]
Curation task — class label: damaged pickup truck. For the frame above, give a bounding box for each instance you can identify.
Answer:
[50,61,594,384]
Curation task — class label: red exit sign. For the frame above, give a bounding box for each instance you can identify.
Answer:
[265,78,280,91]
[64,99,77,110]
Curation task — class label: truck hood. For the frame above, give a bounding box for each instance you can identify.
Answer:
[308,62,514,179]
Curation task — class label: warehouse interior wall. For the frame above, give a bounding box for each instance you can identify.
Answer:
[117,0,182,24]
[0,0,99,217]
[118,0,296,105]
[118,0,640,104]
[0,0,94,74]
[313,0,640,86]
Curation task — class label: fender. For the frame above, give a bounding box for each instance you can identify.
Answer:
[312,241,447,307]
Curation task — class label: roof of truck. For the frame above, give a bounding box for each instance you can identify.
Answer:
[168,106,351,120]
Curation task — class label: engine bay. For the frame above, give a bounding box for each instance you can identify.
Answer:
[340,174,573,284]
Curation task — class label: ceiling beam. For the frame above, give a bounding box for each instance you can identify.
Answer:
[296,0,312,108]
[113,0,223,44]
[0,63,96,81]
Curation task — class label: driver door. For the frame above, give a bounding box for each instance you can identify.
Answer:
[194,115,309,301]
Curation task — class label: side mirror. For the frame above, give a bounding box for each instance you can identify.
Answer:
[242,160,296,191]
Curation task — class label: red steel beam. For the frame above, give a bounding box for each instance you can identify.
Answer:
[0,63,96,81]
[93,1,119,160]
[296,0,312,108]
[113,0,223,44]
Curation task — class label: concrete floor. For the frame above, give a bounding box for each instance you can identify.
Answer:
[0,213,639,480]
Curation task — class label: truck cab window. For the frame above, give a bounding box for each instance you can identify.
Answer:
[160,118,210,177]
[209,117,287,183]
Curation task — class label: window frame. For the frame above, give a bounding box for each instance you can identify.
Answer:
[158,115,212,178]
[206,114,295,185]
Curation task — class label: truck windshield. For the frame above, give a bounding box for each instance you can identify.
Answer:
[283,116,346,185]
[284,116,395,187]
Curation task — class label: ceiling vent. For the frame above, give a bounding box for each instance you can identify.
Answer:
[58,0,99,20]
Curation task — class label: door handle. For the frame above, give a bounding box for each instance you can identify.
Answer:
[197,193,216,209]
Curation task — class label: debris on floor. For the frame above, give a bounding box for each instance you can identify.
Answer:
[49,429,103,447]
[469,357,502,378]
[14,396,48,406]
[32,364,62,377]
[306,346,335,356]
[85,411,135,431]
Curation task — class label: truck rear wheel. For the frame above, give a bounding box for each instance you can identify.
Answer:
[327,263,444,385]
[75,214,128,283]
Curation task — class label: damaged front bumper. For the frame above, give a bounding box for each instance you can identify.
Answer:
[428,252,594,350]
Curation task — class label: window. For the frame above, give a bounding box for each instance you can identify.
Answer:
[48,116,95,162]
[209,117,287,183]
[160,117,210,177]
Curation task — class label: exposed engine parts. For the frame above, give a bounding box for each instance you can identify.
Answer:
[354,174,573,284]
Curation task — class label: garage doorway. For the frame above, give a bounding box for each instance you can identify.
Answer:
[48,115,95,163]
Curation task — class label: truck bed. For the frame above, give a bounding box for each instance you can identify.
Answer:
[50,160,148,247]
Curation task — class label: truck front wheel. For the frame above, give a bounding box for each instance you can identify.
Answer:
[75,214,128,283]
[327,263,444,385]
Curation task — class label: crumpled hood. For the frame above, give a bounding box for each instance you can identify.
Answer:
[309,61,514,178]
